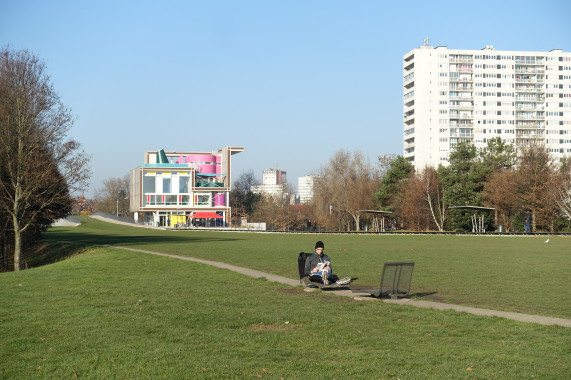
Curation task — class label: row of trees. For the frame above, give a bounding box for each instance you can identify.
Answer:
[380,139,570,232]
[0,47,90,271]
[232,139,570,233]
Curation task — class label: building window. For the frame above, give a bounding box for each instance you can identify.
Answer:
[179,176,190,193]
[163,178,171,193]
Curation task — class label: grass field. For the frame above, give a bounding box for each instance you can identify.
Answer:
[43,217,570,318]
[0,217,569,379]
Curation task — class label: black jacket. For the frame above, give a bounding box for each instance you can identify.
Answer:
[304,251,332,275]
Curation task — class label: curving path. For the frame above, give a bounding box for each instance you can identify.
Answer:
[107,244,570,328]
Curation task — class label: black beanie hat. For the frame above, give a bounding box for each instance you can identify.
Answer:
[315,241,324,249]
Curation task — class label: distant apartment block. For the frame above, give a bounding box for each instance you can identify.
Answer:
[251,168,287,197]
[297,175,317,204]
[129,147,243,227]
[403,43,571,169]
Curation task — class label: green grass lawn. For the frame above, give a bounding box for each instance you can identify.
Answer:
[43,216,570,318]
[1,246,569,379]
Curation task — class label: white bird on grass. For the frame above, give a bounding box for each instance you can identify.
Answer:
[544,239,549,243]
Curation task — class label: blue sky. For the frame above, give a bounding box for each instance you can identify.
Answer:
[1,0,570,196]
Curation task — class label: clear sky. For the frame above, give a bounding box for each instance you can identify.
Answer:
[1,0,570,196]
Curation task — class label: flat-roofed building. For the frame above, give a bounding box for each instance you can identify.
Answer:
[129,147,243,227]
[403,42,571,169]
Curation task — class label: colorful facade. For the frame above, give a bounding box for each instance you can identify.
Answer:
[129,147,243,227]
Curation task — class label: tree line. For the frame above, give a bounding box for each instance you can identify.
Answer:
[232,139,571,233]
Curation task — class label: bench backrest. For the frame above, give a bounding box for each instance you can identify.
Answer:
[298,252,311,279]
[380,261,415,299]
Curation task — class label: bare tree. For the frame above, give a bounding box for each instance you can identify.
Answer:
[397,174,428,231]
[94,175,130,216]
[419,166,447,231]
[229,170,260,220]
[483,169,519,230]
[313,150,380,231]
[516,142,559,232]
[554,159,571,222]
[0,47,90,271]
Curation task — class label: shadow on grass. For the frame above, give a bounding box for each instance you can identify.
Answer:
[411,291,438,298]
[44,230,242,247]
[24,241,89,269]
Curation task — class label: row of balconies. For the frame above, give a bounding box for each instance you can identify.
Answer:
[515,59,545,65]
[450,85,473,91]
[515,87,544,93]
[515,77,545,83]
[450,57,473,63]
[450,77,473,83]
[449,114,474,120]
[515,113,545,119]
[515,96,545,102]
[449,104,474,110]
[515,67,545,74]
[515,104,544,111]
[449,95,473,100]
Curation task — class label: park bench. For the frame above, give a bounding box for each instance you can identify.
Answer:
[353,261,415,299]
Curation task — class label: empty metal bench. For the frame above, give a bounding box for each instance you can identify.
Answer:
[355,261,415,299]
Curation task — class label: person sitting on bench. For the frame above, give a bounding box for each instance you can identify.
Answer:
[304,241,350,286]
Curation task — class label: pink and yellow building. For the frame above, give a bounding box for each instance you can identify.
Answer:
[129,147,243,227]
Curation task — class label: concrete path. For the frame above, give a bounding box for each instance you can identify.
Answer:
[108,245,570,328]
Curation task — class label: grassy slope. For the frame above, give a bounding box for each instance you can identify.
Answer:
[43,217,571,318]
[1,247,569,379]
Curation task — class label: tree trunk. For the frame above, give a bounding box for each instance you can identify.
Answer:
[12,216,21,271]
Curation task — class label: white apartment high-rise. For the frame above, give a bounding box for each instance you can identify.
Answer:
[403,43,571,169]
[297,175,317,204]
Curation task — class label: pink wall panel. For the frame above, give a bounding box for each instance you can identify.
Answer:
[214,193,226,206]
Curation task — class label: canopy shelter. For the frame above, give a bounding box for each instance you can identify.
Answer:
[448,206,495,233]
[191,212,223,219]
[356,210,393,232]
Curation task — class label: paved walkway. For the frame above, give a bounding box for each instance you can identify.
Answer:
[108,245,570,327]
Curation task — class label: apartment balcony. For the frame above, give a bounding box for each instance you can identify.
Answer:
[449,68,473,73]
[404,140,415,150]
[516,133,545,140]
[449,57,473,64]
[449,104,474,110]
[515,114,545,120]
[404,72,414,85]
[404,90,415,103]
[450,85,473,92]
[516,122,545,129]
[515,68,545,74]
[515,77,545,83]
[449,95,473,101]
[450,114,474,120]
[515,104,544,111]
[449,77,473,83]
[515,96,545,102]
[515,87,544,93]
[449,122,474,129]
[515,59,545,65]
[450,133,474,138]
